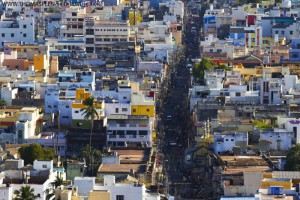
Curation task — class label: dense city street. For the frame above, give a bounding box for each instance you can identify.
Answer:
[157,1,205,198]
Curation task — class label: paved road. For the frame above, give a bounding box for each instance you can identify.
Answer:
[157,0,205,198]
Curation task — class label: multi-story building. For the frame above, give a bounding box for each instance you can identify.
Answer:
[105,114,153,147]
[60,6,86,39]
[1,159,65,200]
[84,17,131,54]
[0,17,35,48]
[259,78,282,104]
[71,89,103,128]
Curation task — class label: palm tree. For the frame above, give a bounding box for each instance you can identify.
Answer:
[45,174,64,200]
[80,96,100,175]
[14,185,38,200]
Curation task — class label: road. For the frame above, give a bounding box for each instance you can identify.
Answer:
[157,0,205,198]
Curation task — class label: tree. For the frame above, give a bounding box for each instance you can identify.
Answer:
[285,144,300,171]
[80,96,100,175]
[79,145,102,176]
[215,64,232,71]
[0,99,7,108]
[45,174,64,200]
[14,185,38,200]
[18,143,54,165]
[192,58,215,84]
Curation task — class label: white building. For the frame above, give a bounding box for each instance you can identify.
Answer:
[260,130,292,151]
[0,17,35,48]
[2,159,65,200]
[26,132,67,157]
[74,175,159,200]
[214,132,248,154]
[286,119,300,144]
[84,17,130,54]
[15,107,43,143]
[260,78,282,104]
[105,115,153,147]
[205,70,225,89]
[60,6,86,39]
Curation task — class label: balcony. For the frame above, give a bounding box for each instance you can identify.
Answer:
[107,123,149,129]
[107,134,149,142]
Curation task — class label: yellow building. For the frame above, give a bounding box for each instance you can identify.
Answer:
[71,89,102,128]
[121,0,130,5]
[131,93,155,117]
[261,178,292,190]
[129,9,142,25]
[34,54,47,72]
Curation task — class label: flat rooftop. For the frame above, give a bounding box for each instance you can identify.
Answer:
[111,148,150,164]
[220,156,271,174]
[98,164,146,174]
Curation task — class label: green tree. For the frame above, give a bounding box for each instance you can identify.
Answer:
[18,143,54,165]
[79,145,102,176]
[215,64,232,71]
[285,144,300,171]
[0,99,7,108]
[192,58,215,84]
[80,96,100,175]
[13,185,38,200]
[45,174,64,200]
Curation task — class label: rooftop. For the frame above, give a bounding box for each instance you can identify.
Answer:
[98,164,146,174]
[220,156,271,174]
[107,114,149,120]
[110,148,151,164]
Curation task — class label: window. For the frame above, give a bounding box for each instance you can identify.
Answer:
[116,195,124,200]
[275,31,278,34]
[281,31,284,35]
[66,106,69,108]
[231,139,234,141]
[290,31,293,35]
[133,109,136,112]
[120,38,127,42]
[225,139,228,141]
[123,96,127,99]
[11,33,14,37]
[72,12,77,16]
[23,33,27,37]
[139,131,148,135]
[1,33,4,37]
[112,38,118,42]
[42,165,47,168]
[236,92,241,97]
[116,108,119,113]
[146,109,150,112]
[75,111,79,113]
[122,108,128,112]
[104,38,110,42]
[96,38,102,42]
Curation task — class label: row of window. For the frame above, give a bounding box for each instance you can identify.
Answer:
[66,18,84,21]
[94,38,127,42]
[1,33,27,37]
[274,30,293,35]
[67,25,83,29]
[109,130,148,136]
[94,28,127,32]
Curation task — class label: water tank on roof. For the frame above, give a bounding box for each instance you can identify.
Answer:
[268,186,283,195]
